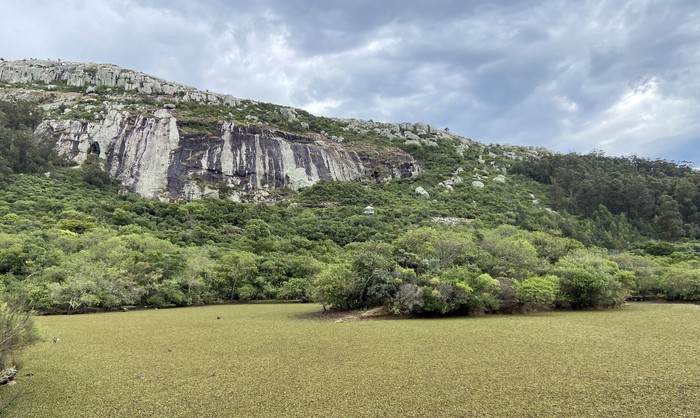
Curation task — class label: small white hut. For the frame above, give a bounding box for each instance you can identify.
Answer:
[363,205,376,215]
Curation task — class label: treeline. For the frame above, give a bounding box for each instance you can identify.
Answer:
[513,152,700,242]
[312,226,699,314]
[2,216,698,313]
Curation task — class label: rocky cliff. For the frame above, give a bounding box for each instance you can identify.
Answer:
[36,109,387,201]
[0,59,421,202]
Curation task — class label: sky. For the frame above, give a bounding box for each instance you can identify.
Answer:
[2,0,699,165]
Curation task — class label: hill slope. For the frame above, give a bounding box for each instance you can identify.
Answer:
[0,59,698,315]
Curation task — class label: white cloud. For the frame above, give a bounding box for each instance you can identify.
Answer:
[302,98,345,115]
[559,77,700,157]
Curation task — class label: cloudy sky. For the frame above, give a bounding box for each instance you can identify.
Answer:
[3,0,699,165]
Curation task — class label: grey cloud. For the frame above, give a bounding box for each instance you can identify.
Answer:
[2,0,700,164]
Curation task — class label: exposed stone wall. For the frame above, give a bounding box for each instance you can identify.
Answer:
[36,107,417,202]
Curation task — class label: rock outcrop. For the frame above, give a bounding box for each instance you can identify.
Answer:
[0,59,238,106]
[36,107,417,201]
[1,59,421,202]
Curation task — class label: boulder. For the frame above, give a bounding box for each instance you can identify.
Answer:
[438,181,453,191]
[279,107,298,121]
[414,122,428,132]
[404,132,420,141]
[471,181,485,188]
[415,186,430,199]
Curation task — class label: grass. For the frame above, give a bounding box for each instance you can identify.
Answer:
[3,303,699,417]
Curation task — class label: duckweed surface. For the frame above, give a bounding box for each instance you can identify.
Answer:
[4,303,699,417]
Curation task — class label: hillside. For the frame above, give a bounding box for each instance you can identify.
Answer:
[0,59,698,315]
[0,59,550,201]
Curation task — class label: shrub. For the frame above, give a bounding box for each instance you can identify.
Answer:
[480,228,540,280]
[391,283,424,315]
[662,268,700,301]
[421,268,501,315]
[515,275,560,311]
[311,264,356,309]
[0,301,40,369]
[278,278,311,302]
[555,249,631,308]
[611,253,663,299]
[463,273,501,312]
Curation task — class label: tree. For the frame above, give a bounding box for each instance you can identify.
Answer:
[81,154,115,189]
[391,283,424,315]
[656,195,685,241]
[611,253,663,300]
[345,241,398,308]
[672,178,698,223]
[311,264,356,310]
[662,267,700,301]
[0,99,63,182]
[623,178,655,221]
[214,251,259,300]
[480,227,539,280]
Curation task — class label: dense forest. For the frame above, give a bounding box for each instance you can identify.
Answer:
[513,152,700,242]
[0,98,697,330]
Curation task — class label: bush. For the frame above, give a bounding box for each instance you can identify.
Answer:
[462,272,501,313]
[515,275,560,311]
[311,264,356,309]
[611,253,663,300]
[421,268,501,315]
[278,278,311,302]
[391,283,424,315]
[555,249,632,308]
[662,268,700,301]
[0,301,40,369]
[480,228,540,280]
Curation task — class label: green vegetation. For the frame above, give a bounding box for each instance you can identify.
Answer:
[4,303,699,417]
[0,299,39,370]
[0,99,66,183]
[1,78,700,415]
[0,98,698,317]
[513,152,700,242]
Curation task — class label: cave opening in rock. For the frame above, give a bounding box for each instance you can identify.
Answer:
[88,142,101,156]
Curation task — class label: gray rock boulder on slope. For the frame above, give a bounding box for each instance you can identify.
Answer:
[1,59,420,202]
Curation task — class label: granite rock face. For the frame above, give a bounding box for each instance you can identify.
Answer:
[35,106,418,202]
[2,59,422,202]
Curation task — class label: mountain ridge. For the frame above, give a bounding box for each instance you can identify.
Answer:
[0,59,462,201]
[0,58,551,203]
